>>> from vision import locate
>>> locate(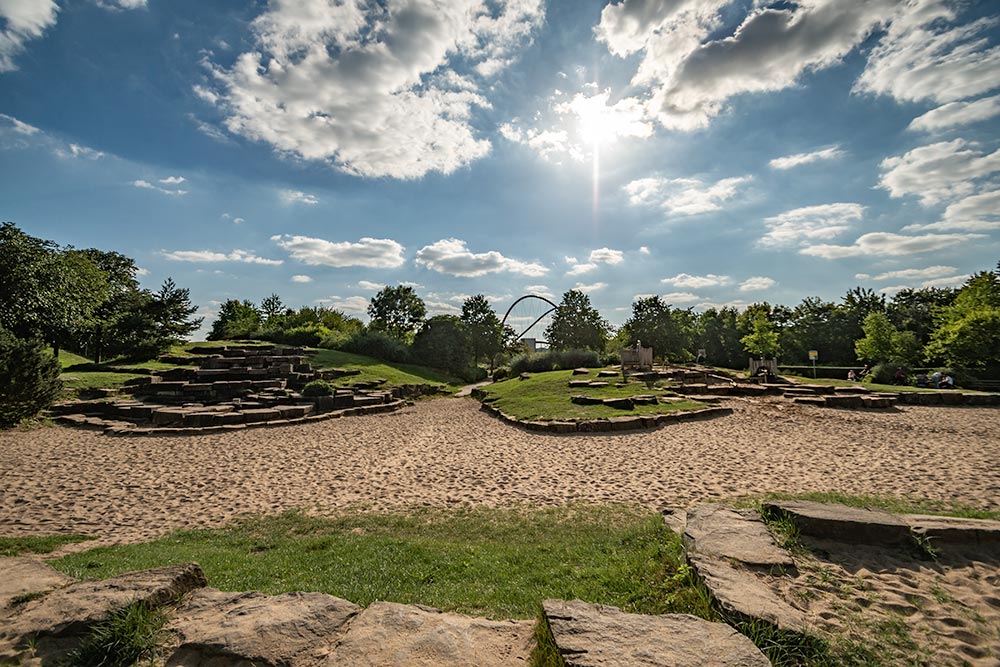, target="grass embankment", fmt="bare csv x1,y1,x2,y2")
309,349,464,390
478,369,704,421
783,374,976,394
